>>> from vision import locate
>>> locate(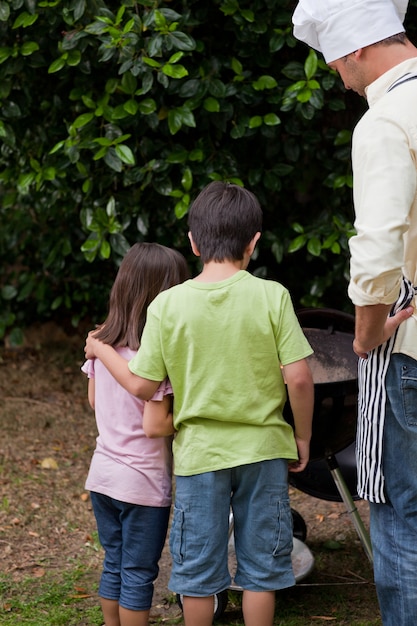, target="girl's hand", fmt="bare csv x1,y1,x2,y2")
84,329,101,360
